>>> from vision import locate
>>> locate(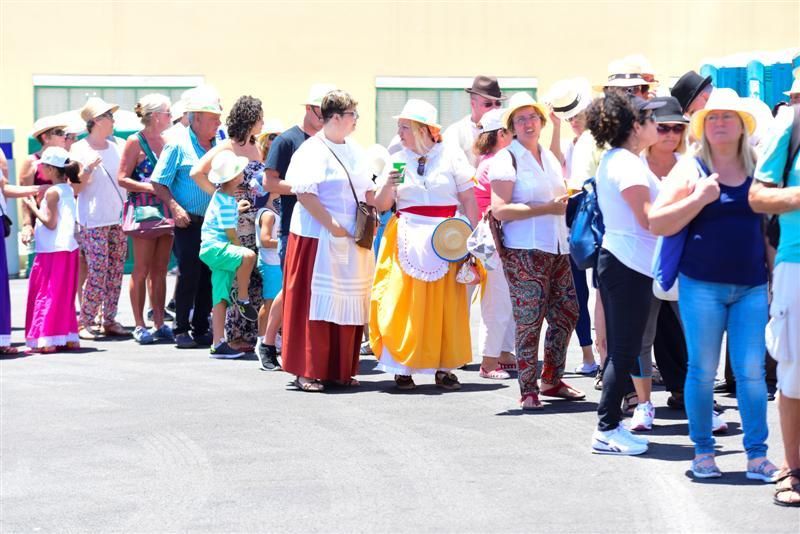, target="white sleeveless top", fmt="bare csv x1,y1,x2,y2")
256,207,280,266
35,183,79,253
